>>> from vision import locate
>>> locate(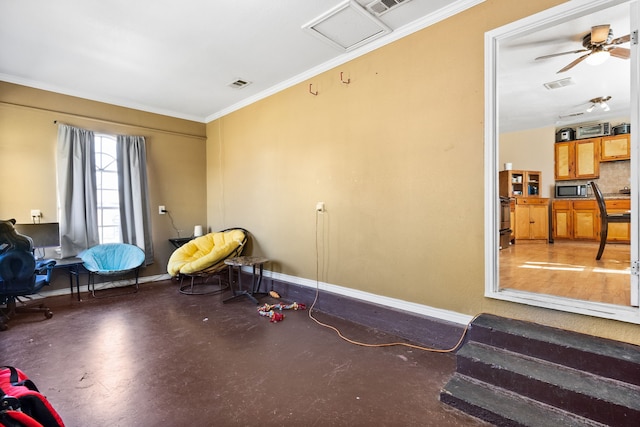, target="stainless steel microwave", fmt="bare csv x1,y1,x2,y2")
555,184,588,198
